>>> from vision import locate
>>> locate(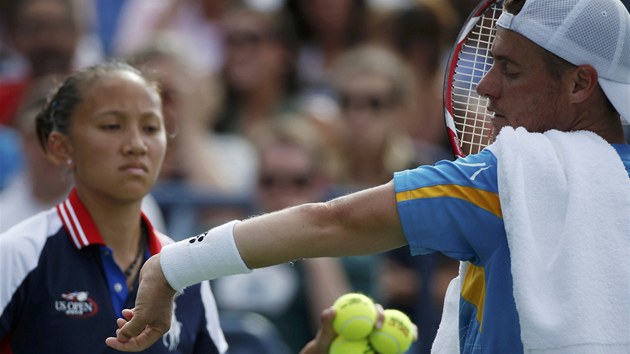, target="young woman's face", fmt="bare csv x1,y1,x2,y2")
68,70,166,203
